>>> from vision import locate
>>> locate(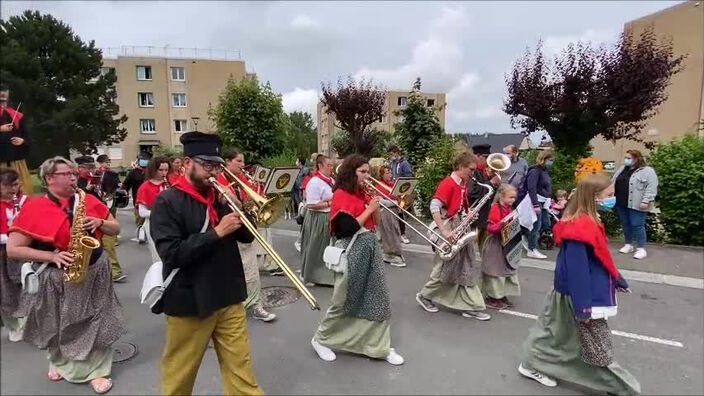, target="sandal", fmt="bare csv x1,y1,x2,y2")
47,370,63,382
90,377,113,394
